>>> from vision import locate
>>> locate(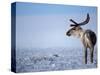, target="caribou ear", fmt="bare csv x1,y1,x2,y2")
70,24,76,27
